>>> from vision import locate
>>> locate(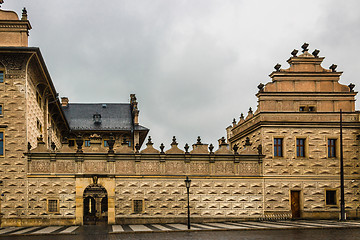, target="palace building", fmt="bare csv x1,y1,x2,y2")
0,6,359,227
227,44,360,219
